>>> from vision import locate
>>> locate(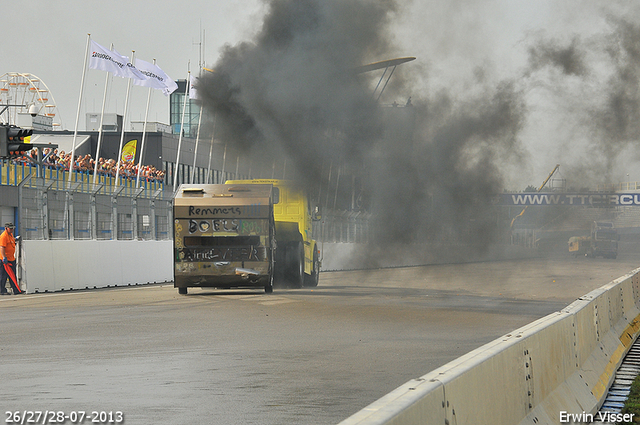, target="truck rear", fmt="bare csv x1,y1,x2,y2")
173,184,276,294
589,221,618,259
568,221,618,259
